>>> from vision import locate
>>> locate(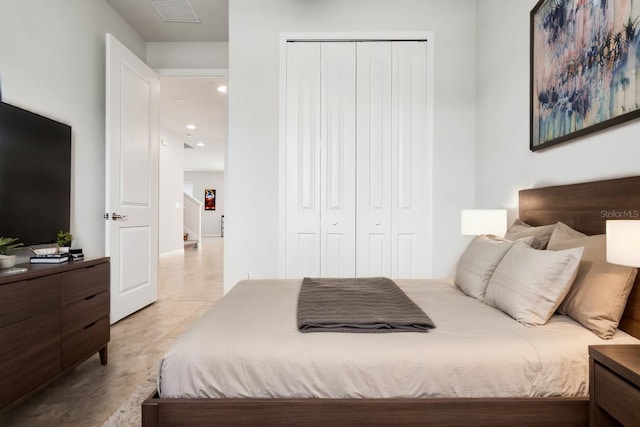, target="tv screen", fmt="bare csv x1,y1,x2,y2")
0,102,71,246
